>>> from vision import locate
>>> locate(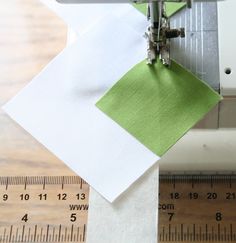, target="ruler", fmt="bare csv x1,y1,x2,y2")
0,176,89,243
159,173,236,242
0,174,236,242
